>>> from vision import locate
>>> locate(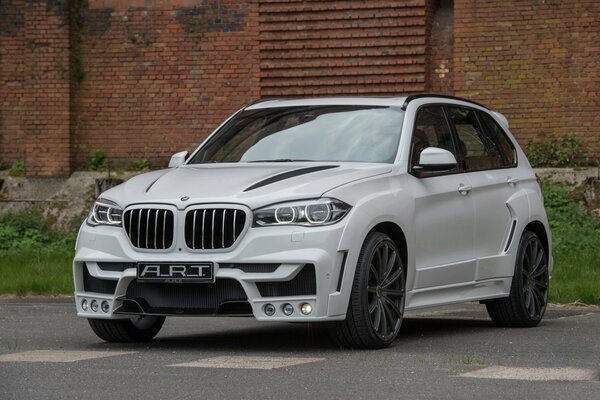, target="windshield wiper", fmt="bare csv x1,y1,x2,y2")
247,159,314,163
